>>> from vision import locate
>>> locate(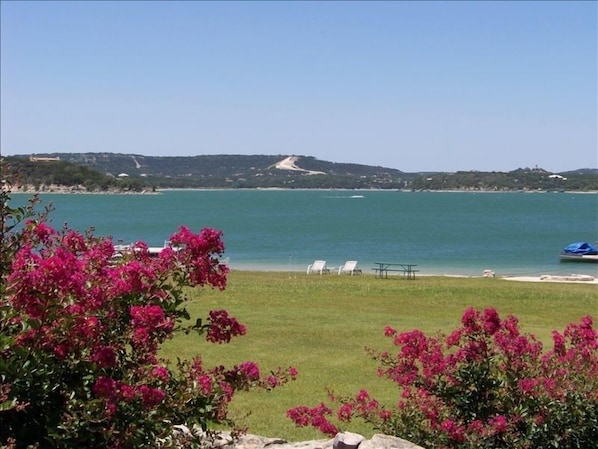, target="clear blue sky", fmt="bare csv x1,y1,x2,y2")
1,1,596,172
